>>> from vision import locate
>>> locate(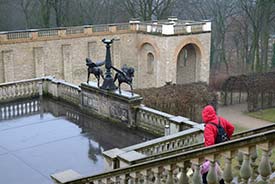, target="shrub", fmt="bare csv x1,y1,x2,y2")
134,82,217,122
